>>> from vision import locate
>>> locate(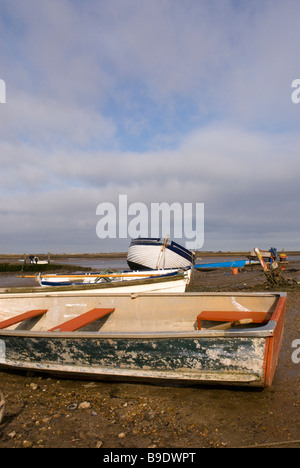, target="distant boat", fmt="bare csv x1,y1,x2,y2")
247,248,277,262
127,237,195,270
18,259,48,265
245,260,260,266
194,260,246,271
